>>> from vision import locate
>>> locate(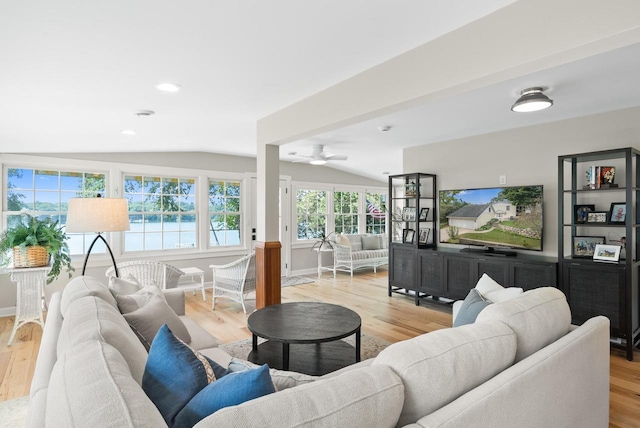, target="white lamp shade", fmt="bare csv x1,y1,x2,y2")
66,198,130,233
